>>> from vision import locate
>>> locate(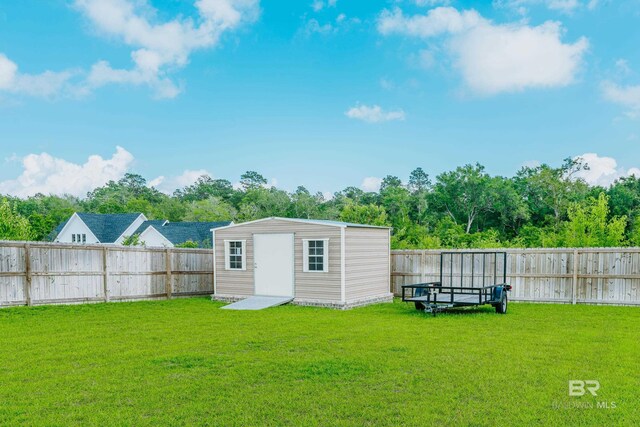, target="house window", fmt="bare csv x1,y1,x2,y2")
303,239,329,273
72,234,87,244
225,240,246,270
71,233,87,243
